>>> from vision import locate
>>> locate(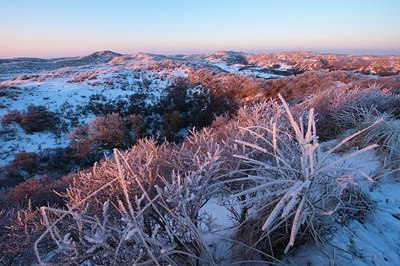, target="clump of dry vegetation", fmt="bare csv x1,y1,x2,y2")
262,70,400,101
1,105,60,134
228,95,381,261
301,84,400,140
